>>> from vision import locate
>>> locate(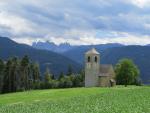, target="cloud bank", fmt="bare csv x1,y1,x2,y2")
0,0,150,45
